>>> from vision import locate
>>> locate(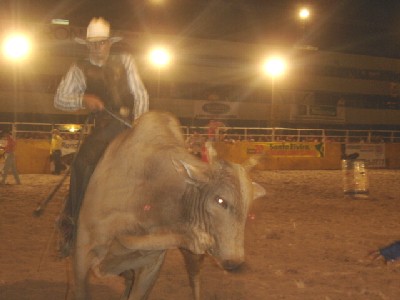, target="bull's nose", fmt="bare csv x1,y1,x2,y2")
221,259,244,271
